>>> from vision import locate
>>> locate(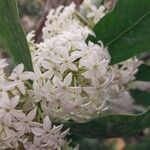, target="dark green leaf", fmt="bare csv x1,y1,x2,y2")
0,0,33,71
135,64,150,81
88,0,150,64
65,108,150,138
75,138,109,150
130,89,150,107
